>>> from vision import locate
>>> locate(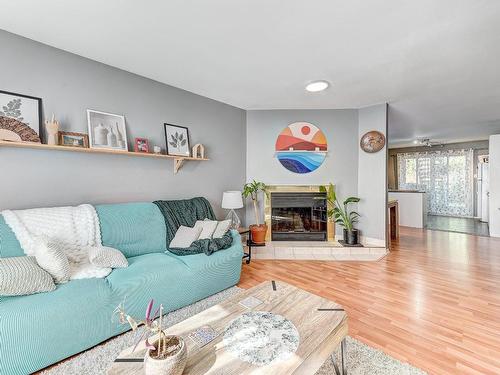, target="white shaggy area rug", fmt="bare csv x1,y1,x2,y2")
42,287,426,375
